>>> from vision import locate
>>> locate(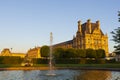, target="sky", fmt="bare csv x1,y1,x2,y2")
0,0,120,53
